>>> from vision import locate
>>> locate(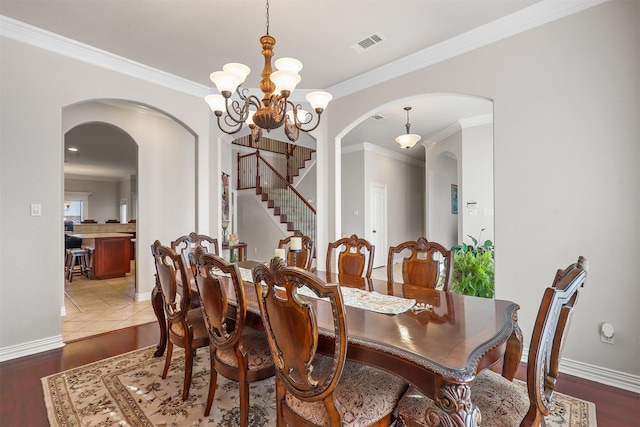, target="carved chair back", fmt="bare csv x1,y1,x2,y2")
326,234,375,278
252,259,348,423
278,231,315,270
387,237,454,291
171,232,220,306
193,248,245,352
523,256,588,424
151,240,192,325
